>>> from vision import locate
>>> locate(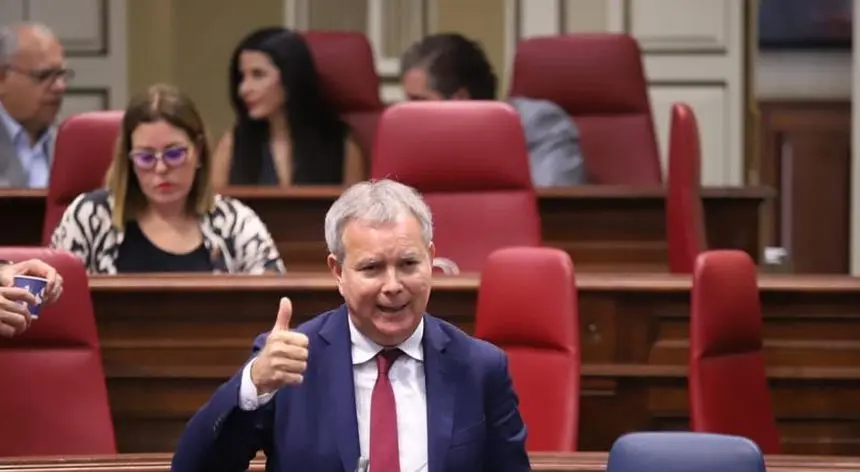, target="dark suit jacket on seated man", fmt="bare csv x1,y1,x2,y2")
172,179,530,472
